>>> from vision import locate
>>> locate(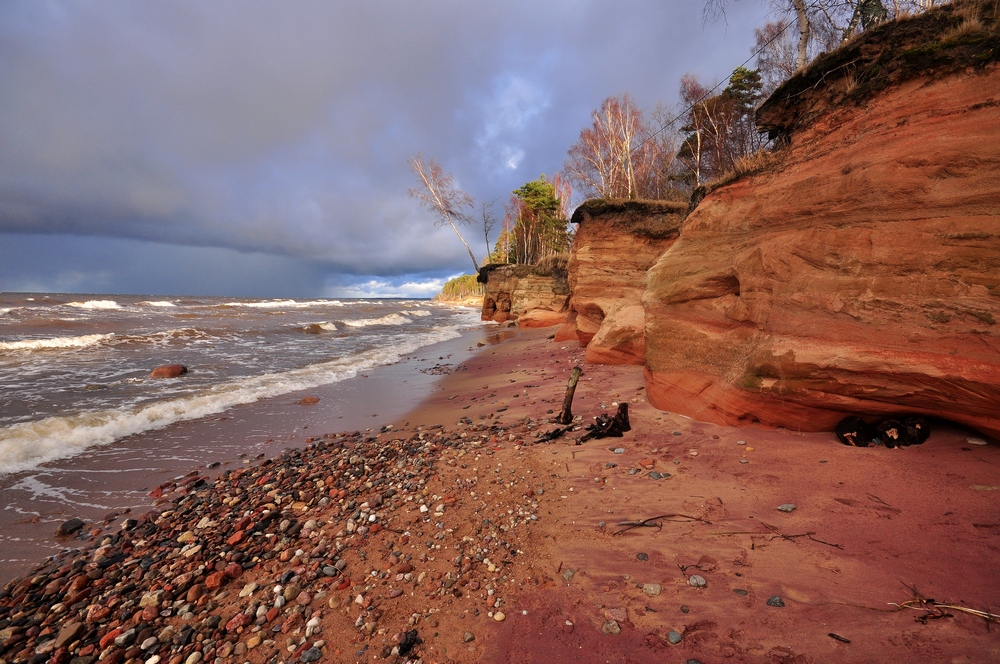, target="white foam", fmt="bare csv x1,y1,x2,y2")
0,308,11,316
0,333,114,352
404,310,433,317
222,299,344,309
0,326,463,475
139,300,176,307
66,300,121,310
341,313,411,328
